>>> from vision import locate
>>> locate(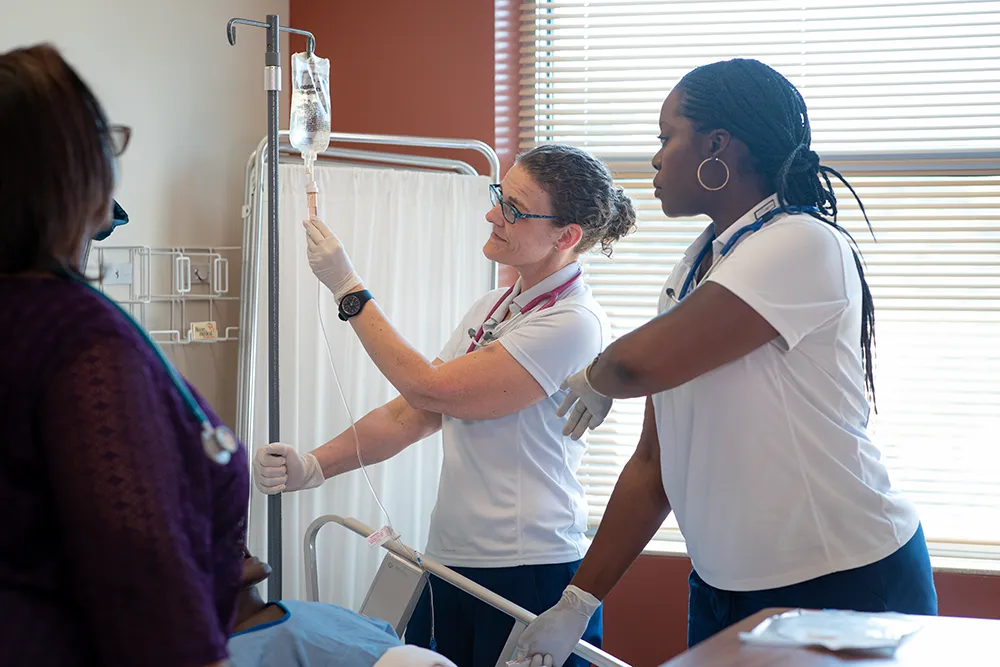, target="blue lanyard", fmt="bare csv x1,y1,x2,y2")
677,205,819,302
